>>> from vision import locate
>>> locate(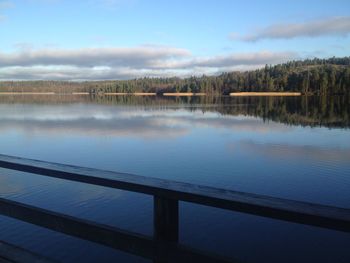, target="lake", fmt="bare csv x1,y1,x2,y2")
0,95,349,263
